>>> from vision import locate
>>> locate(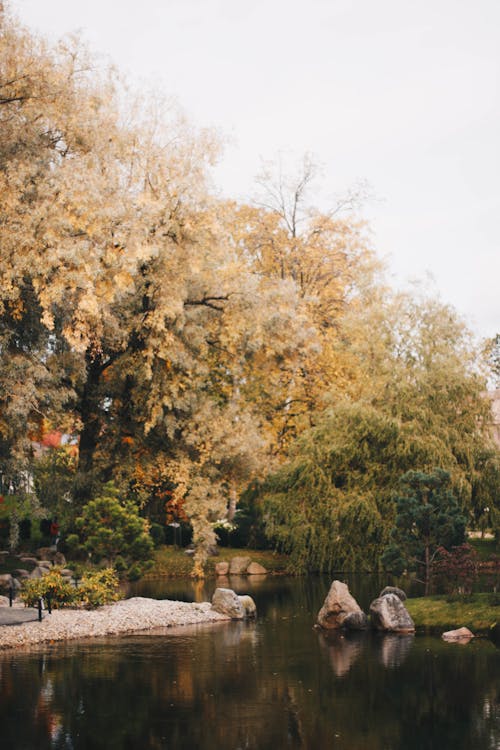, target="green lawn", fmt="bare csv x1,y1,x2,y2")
148,545,291,578
406,592,500,634
468,537,499,561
